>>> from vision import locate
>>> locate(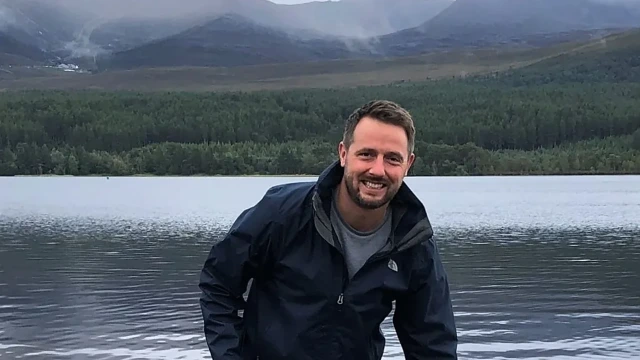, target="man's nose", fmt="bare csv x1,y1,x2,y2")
369,156,385,177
